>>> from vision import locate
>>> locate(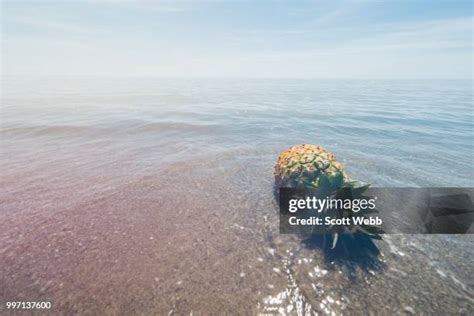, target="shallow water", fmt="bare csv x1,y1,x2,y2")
1,77,473,314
